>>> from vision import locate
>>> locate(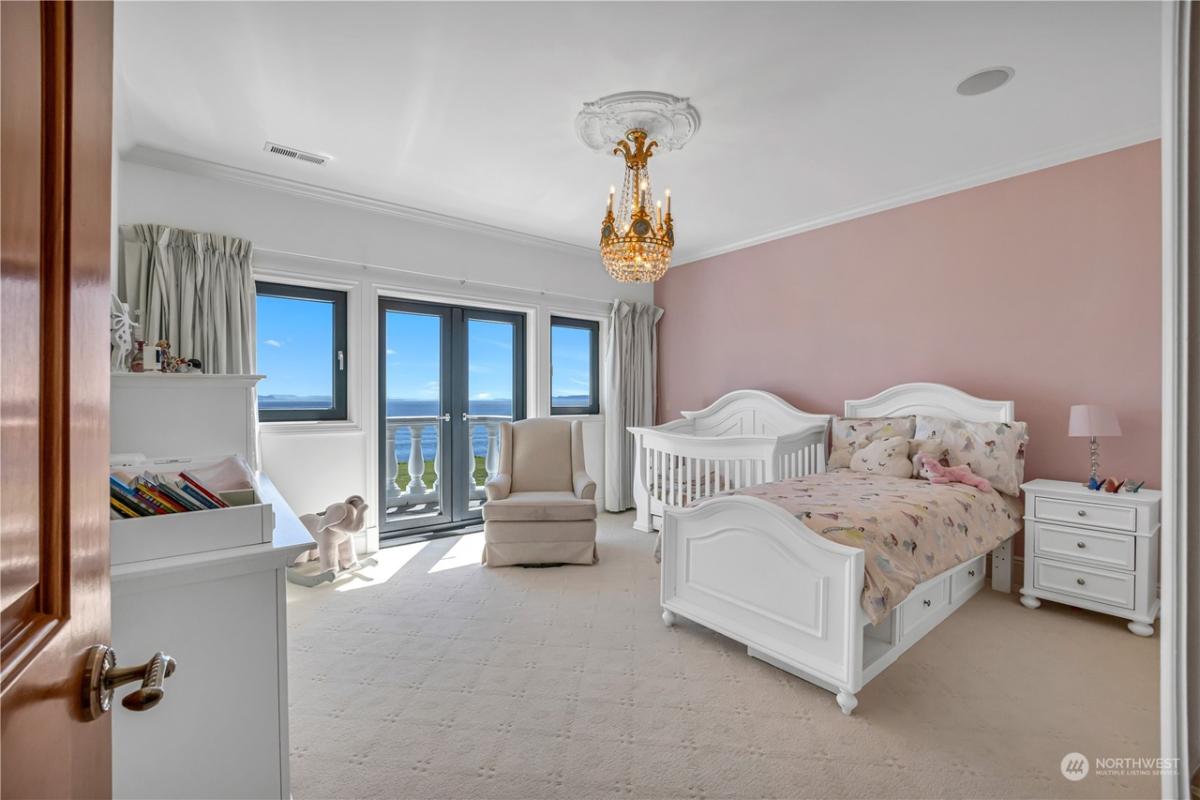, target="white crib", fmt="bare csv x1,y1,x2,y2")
628,390,829,532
